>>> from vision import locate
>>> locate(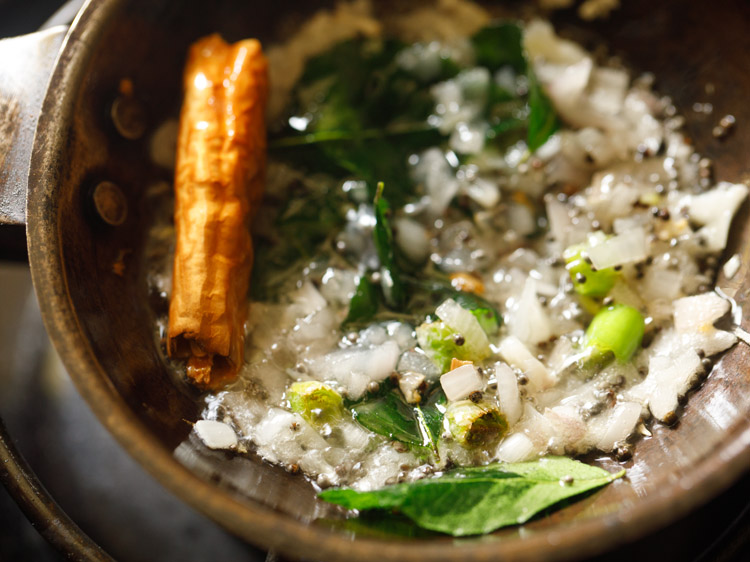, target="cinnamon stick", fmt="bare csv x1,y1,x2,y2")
168,34,268,389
